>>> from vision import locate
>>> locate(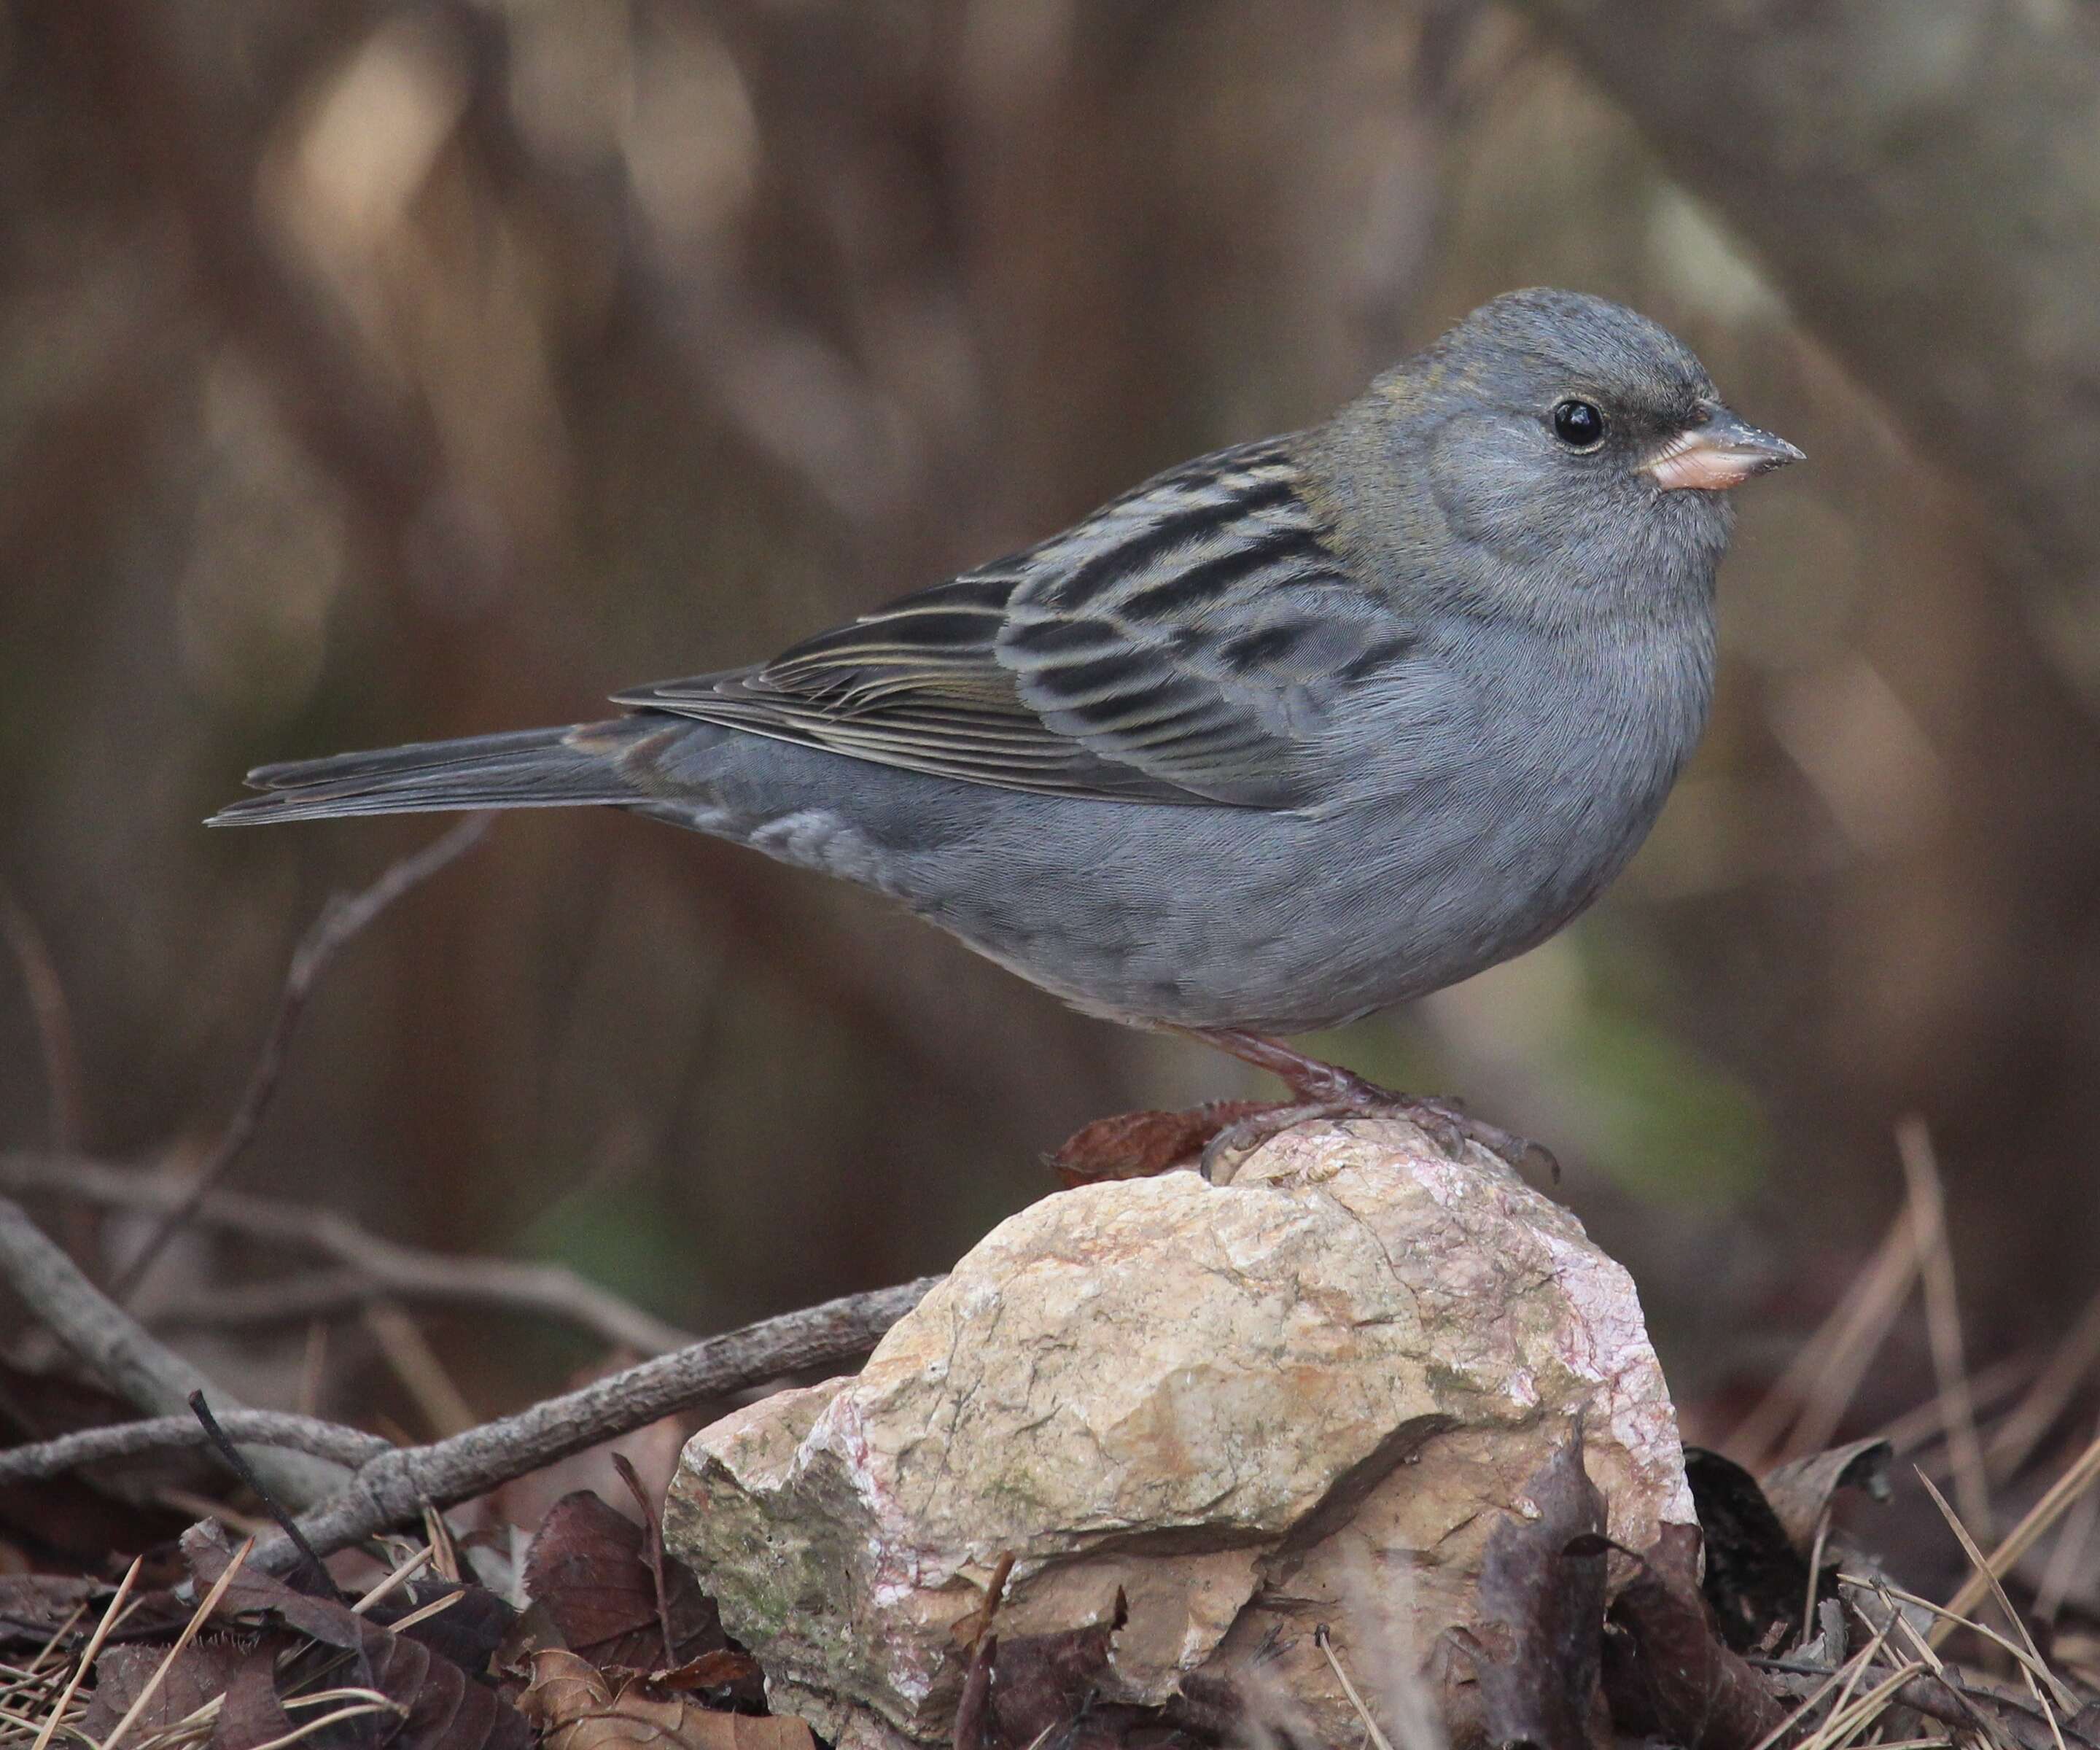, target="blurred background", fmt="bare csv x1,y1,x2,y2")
2,0,2096,1452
